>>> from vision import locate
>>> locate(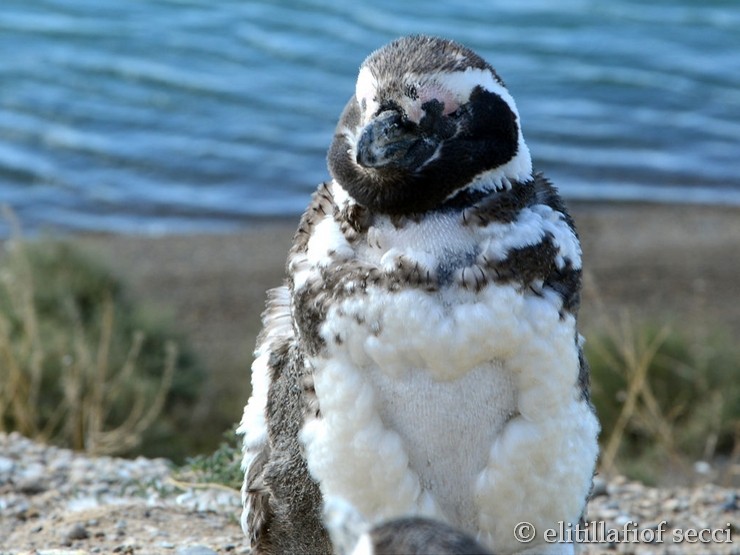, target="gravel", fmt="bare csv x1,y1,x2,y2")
1,432,738,554
585,475,740,554
0,432,244,554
